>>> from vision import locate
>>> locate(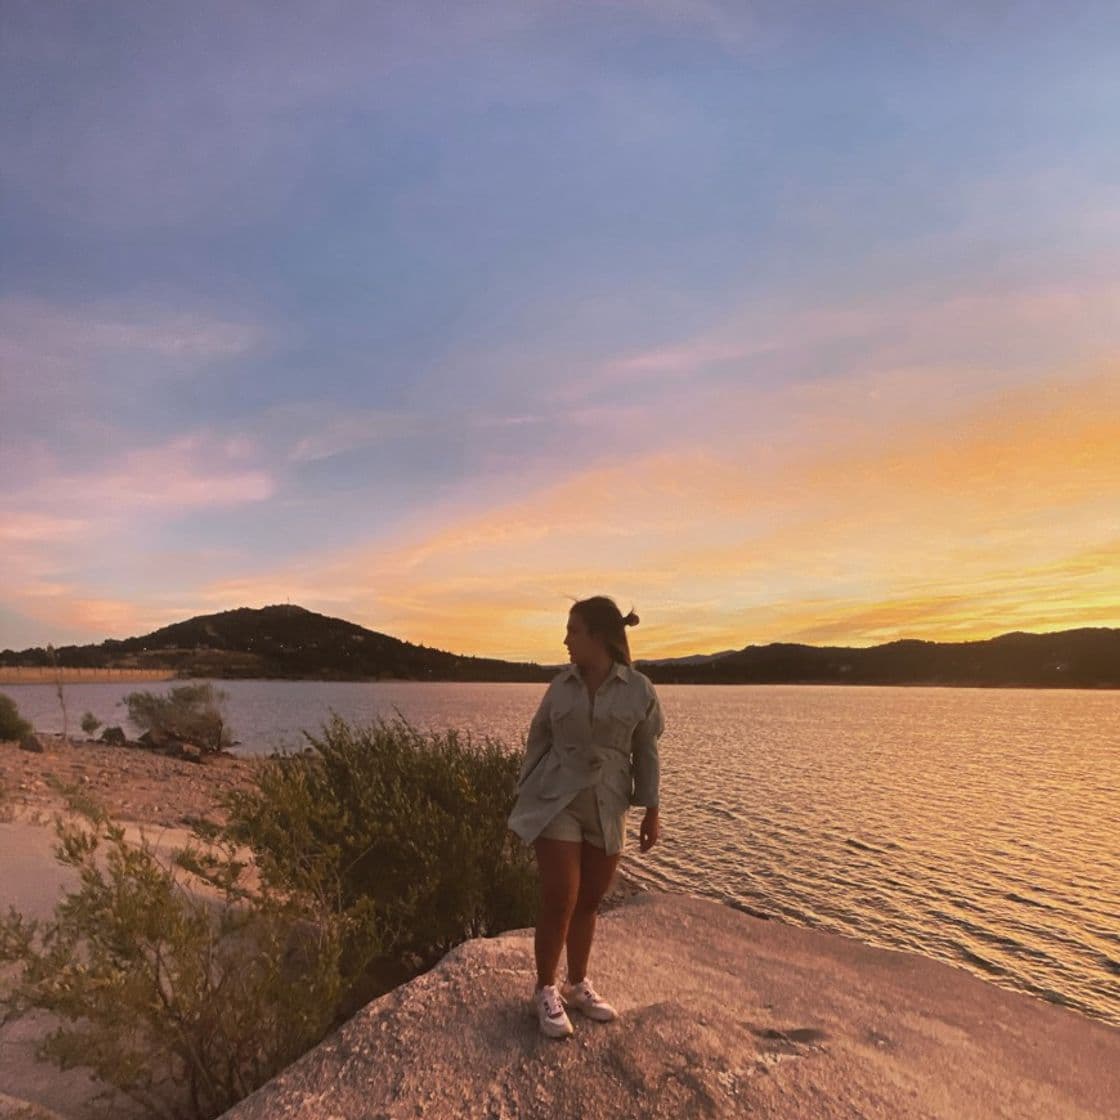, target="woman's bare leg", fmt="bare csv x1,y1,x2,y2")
533,838,582,988
565,842,621,984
